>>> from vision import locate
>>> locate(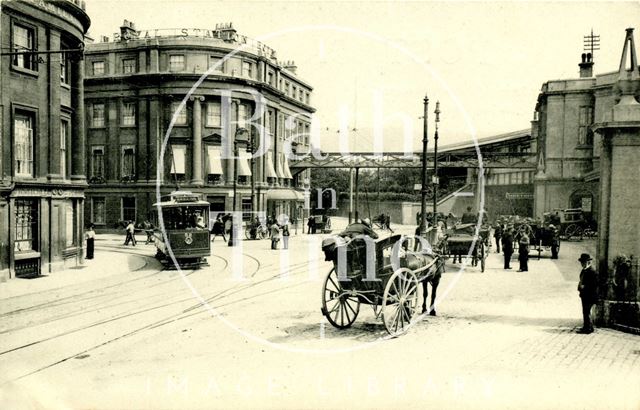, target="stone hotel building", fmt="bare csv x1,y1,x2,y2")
83,21,314,230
